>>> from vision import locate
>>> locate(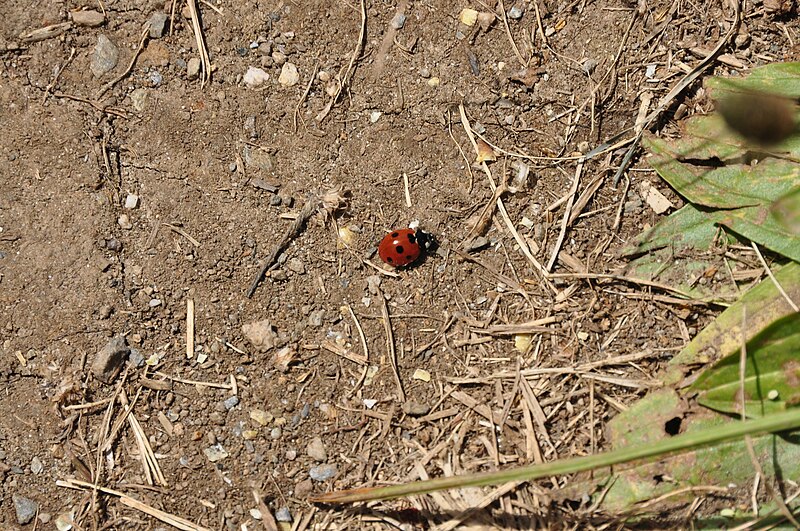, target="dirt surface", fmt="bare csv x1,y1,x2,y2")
0,0,795,529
